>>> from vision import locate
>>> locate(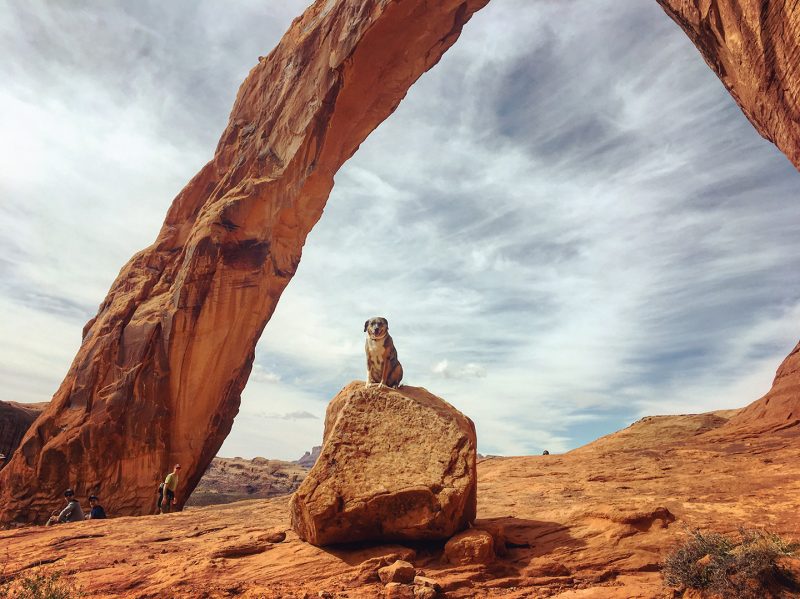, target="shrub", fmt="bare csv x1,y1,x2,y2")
0,568,83,599
663,528,800,599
